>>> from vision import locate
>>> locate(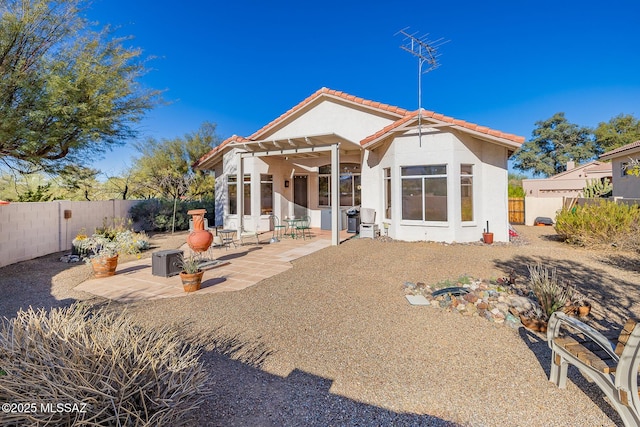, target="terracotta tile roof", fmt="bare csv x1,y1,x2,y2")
599,140,640,160
192,134,249,169
361,109,525,147
248,87,410,140
360,110,421,147
194,87,525,169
